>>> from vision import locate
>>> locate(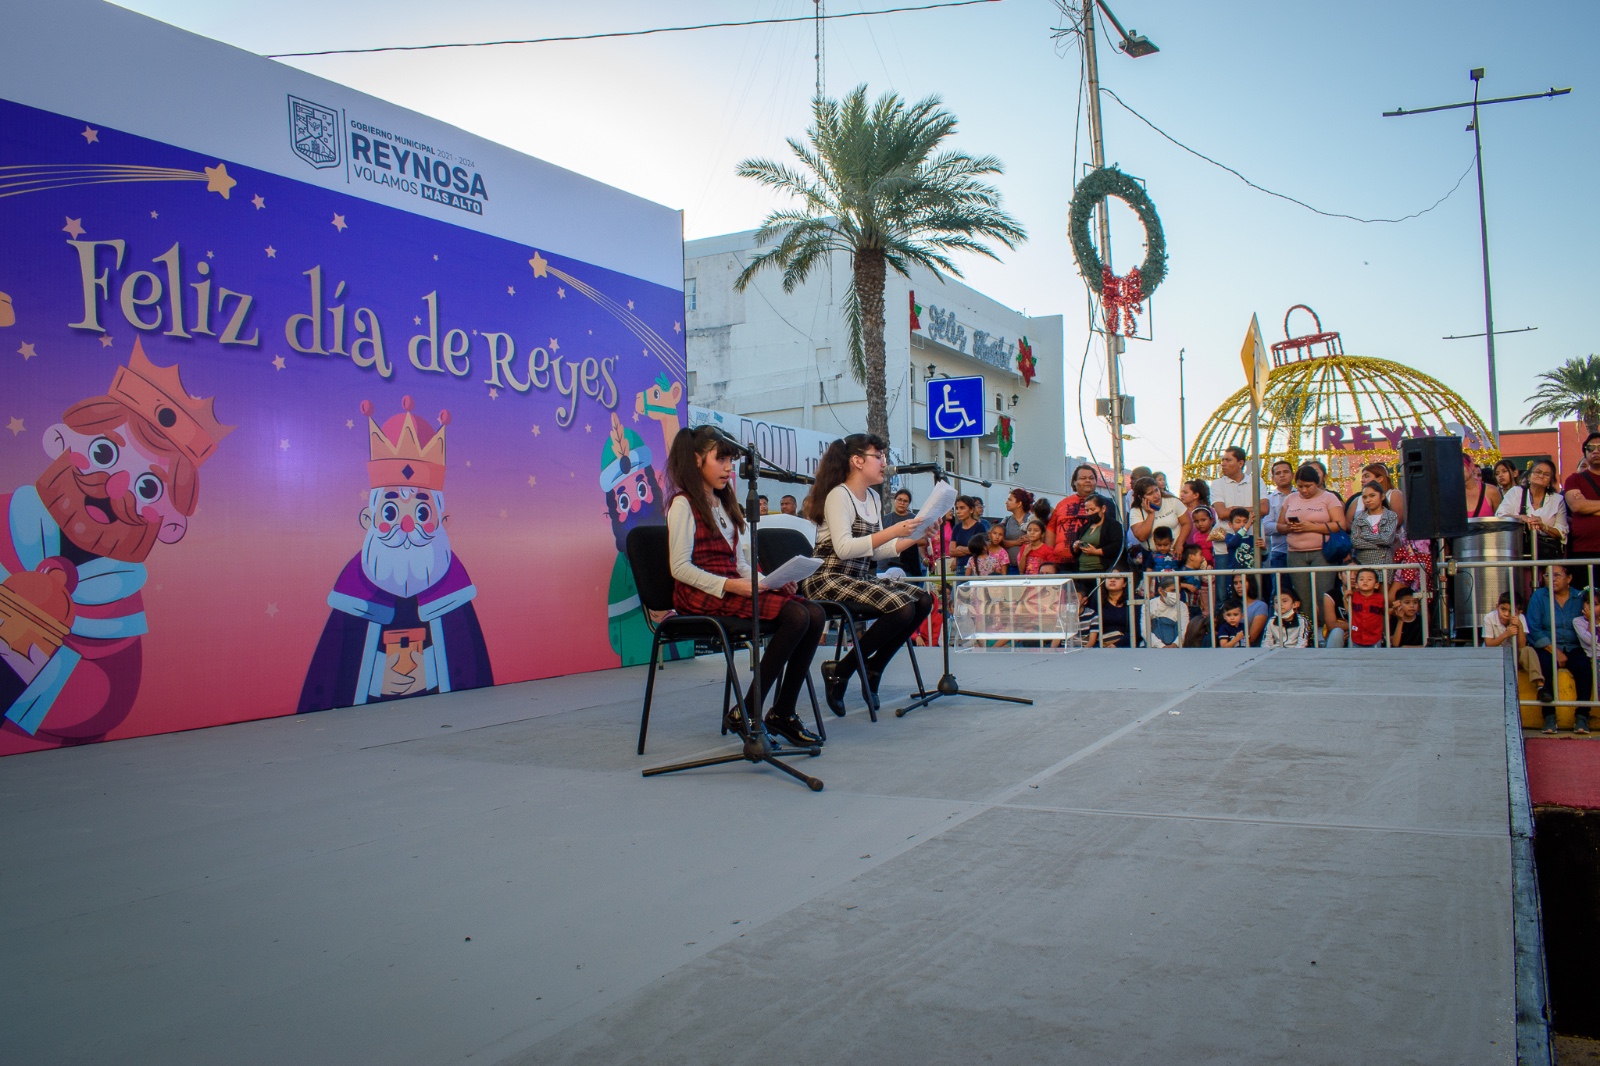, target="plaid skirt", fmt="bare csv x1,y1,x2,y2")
803,508,919,616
